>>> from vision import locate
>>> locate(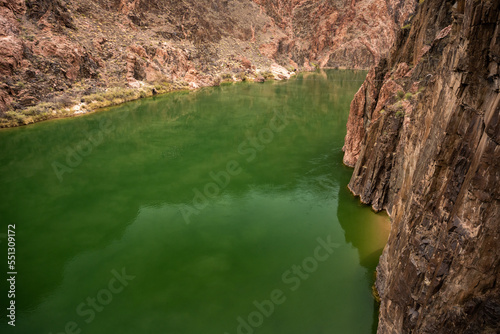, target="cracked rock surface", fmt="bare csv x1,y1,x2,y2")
343,0,500,332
